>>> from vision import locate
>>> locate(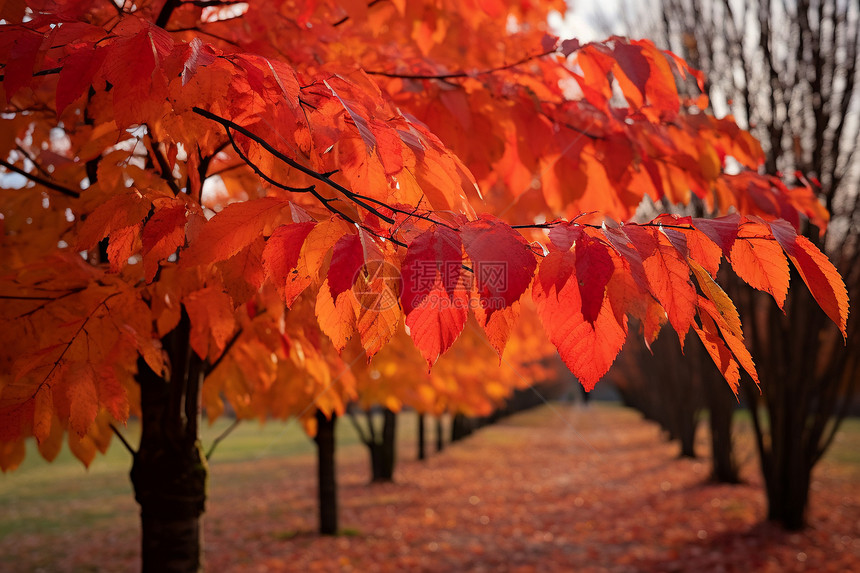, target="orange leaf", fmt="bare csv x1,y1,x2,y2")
315,279,358,352
67,366,98,437
729,222,789,309
142,205,187,282
641,230,696,338
770,221,849,338
692,317,740,395
185,287,236,359
76,191,151,251
688,258,742,340
32,384,53,444
263,221,316,304
182,197,290,267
